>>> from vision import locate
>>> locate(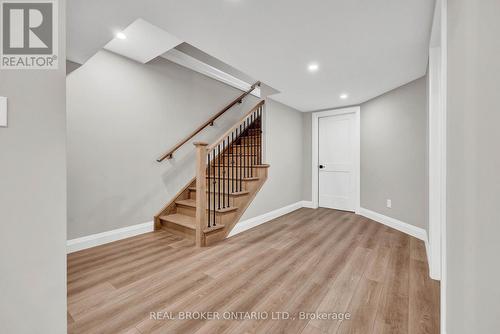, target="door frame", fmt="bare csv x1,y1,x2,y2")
311,106,360,212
